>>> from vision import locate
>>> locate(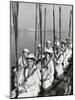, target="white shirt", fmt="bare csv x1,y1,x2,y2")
63,48,72,68
55,53,64,77
55,40,60,47
17,56,27,87
18,56,27,68
18,65,41,97
42,60,54,89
